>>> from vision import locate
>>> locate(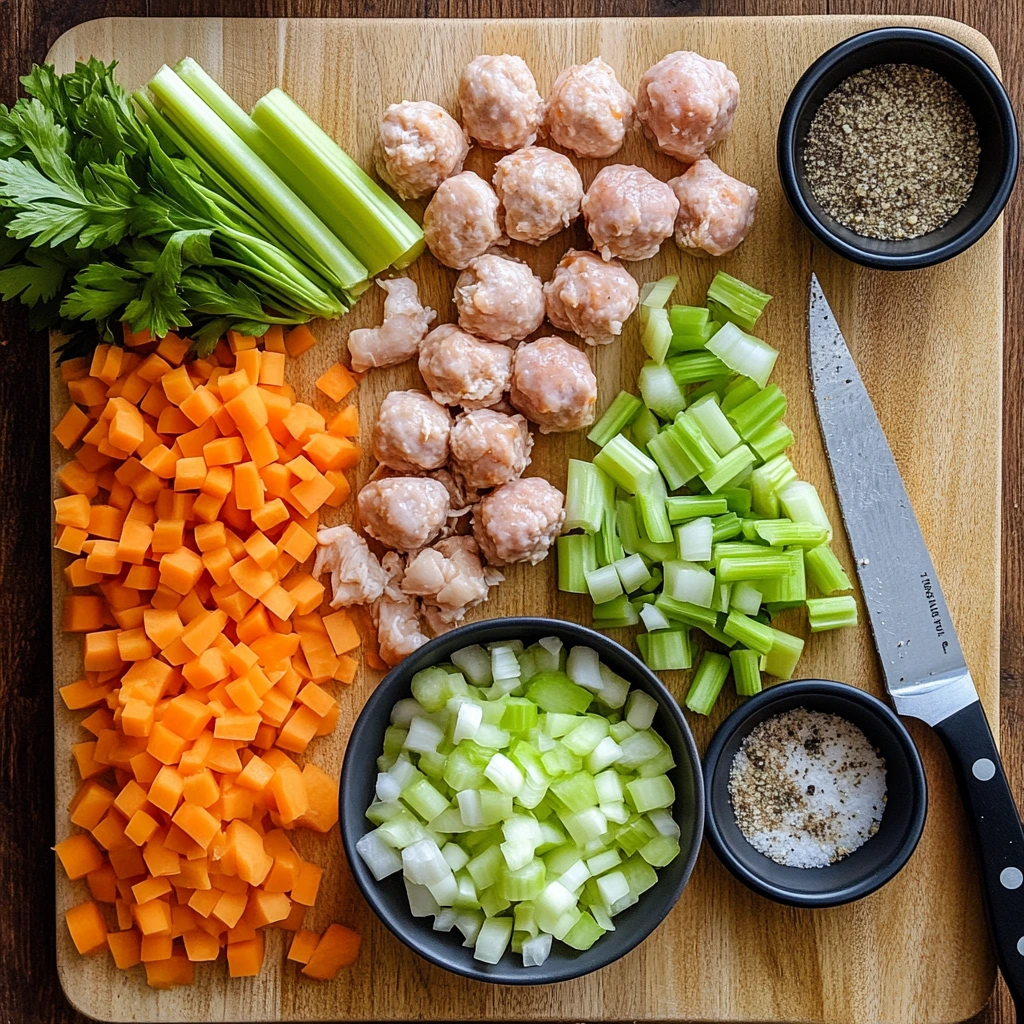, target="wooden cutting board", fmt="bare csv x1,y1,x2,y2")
47,14,1003,1023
